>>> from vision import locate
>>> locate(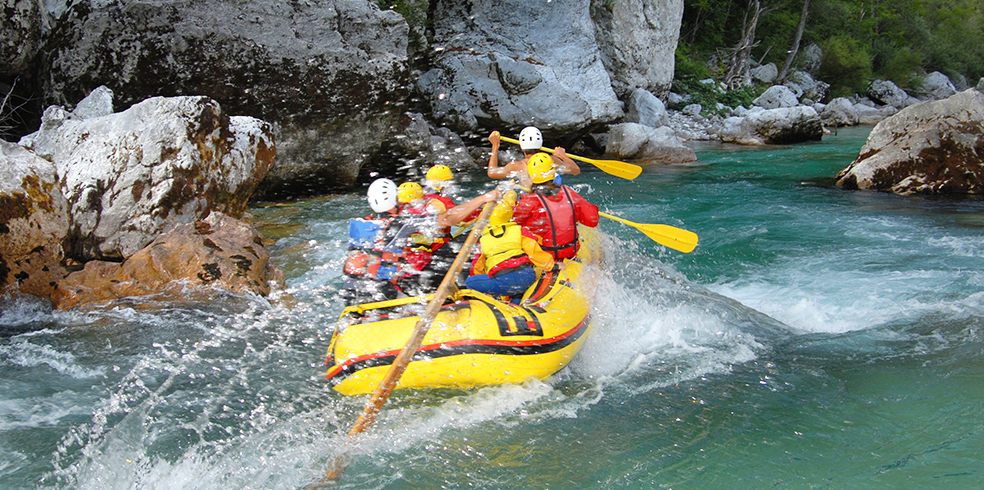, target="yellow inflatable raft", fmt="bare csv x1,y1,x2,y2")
324,228,599,396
